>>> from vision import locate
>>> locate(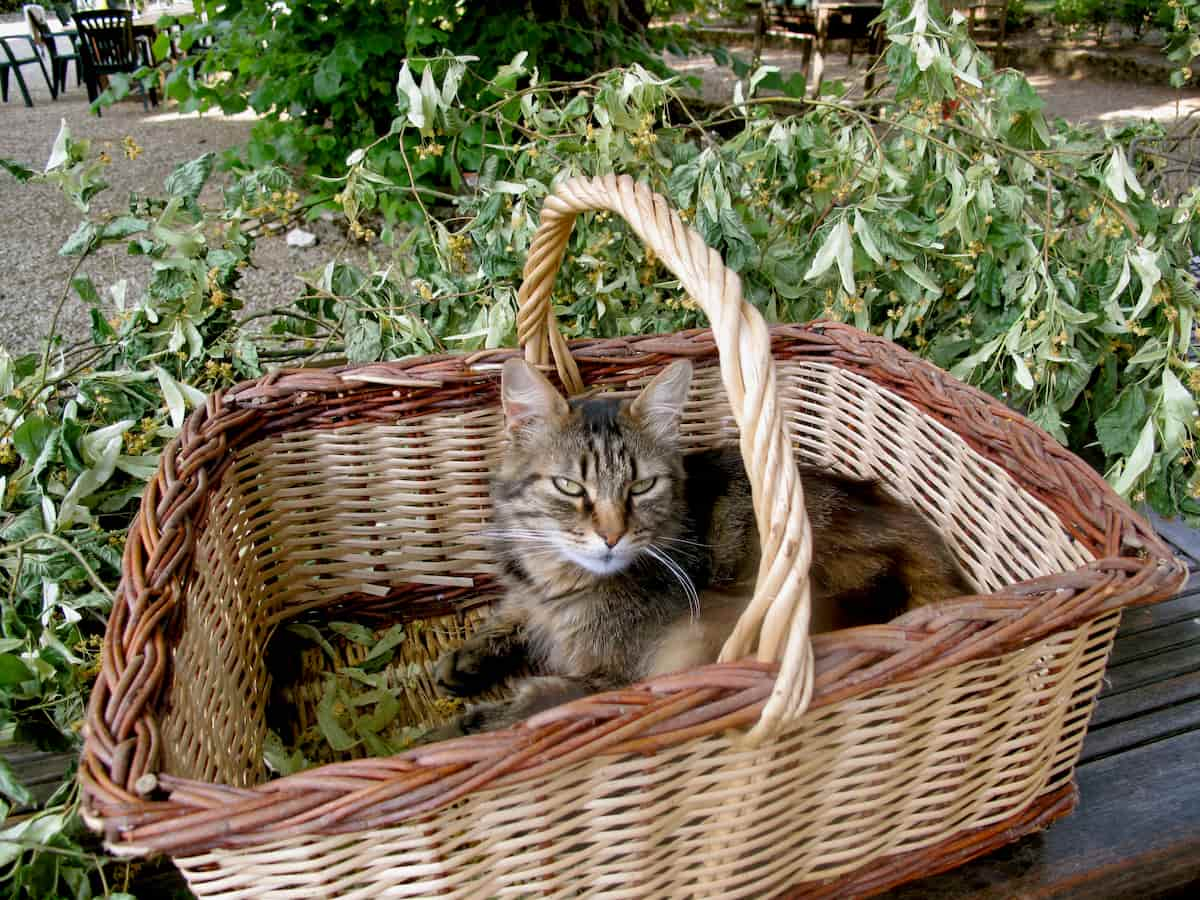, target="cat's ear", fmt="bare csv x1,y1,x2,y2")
629,360,692,442
501,358,569,436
